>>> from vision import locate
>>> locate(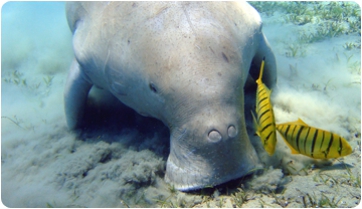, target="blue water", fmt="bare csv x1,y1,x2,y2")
2,2,70,52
